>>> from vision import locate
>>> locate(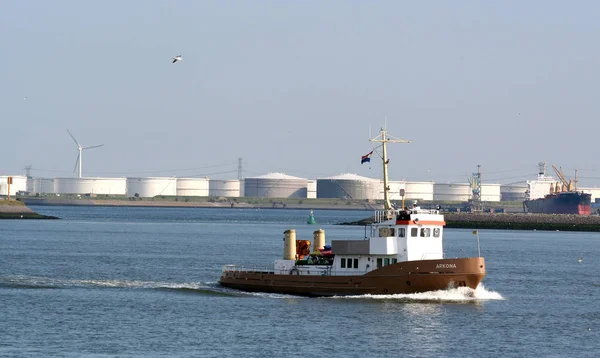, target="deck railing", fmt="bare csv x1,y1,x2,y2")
373,208,440,223
222,264,370,276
